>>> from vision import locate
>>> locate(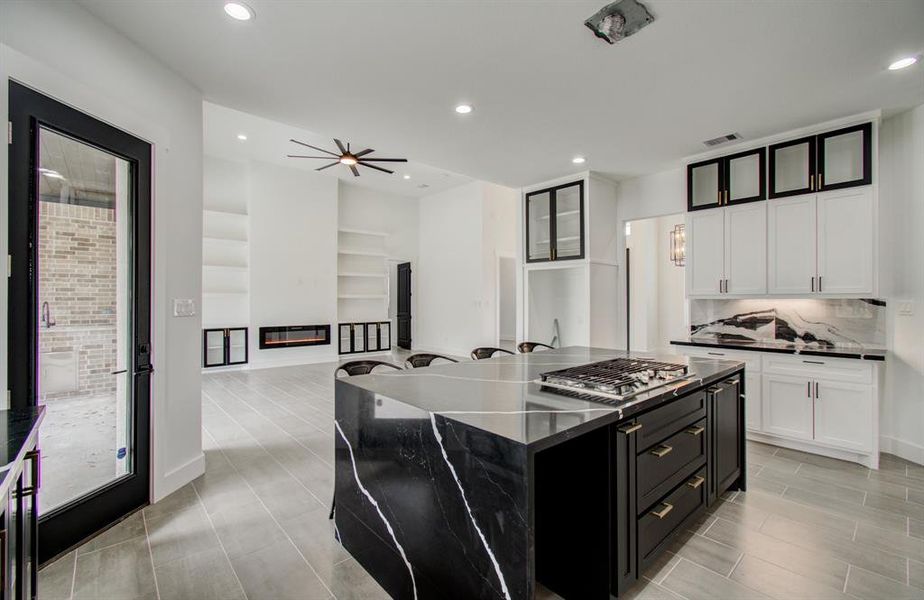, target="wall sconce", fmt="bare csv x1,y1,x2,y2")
669,224,685,267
